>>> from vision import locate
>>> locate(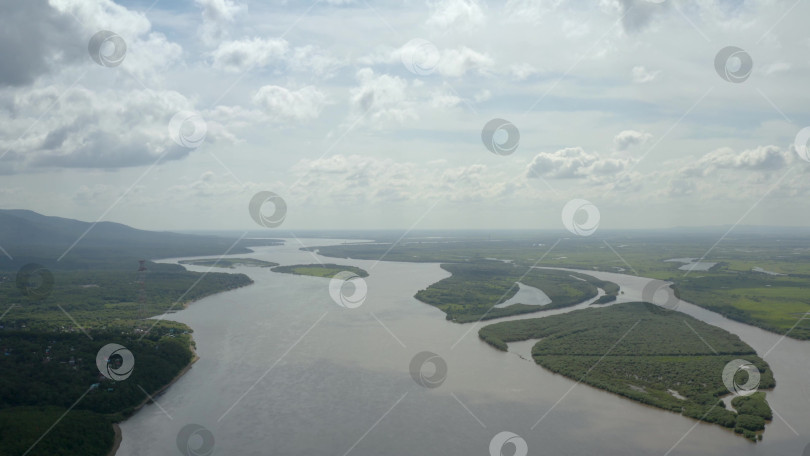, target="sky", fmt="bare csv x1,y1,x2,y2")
1,0,810,232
